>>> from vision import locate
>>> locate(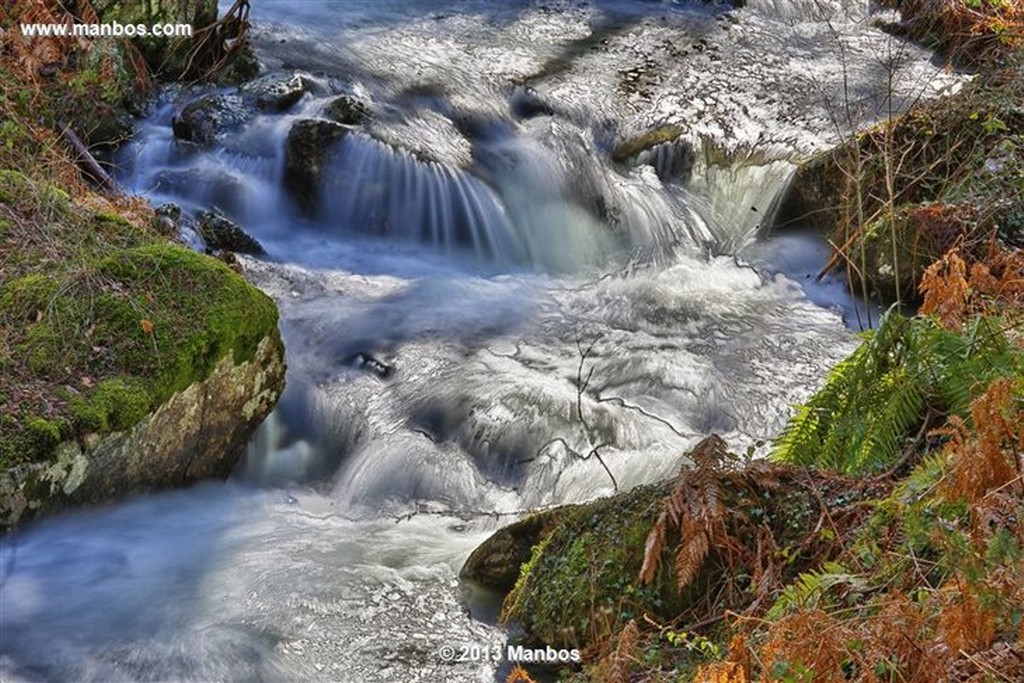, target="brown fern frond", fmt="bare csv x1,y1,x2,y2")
938,583,997,655
639,435,736,591
639,511,667,585
505,664,538,683
693,661,748,683
675,529,711,592
920,248,969,330
602,619,640,683
940,379,1022,505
